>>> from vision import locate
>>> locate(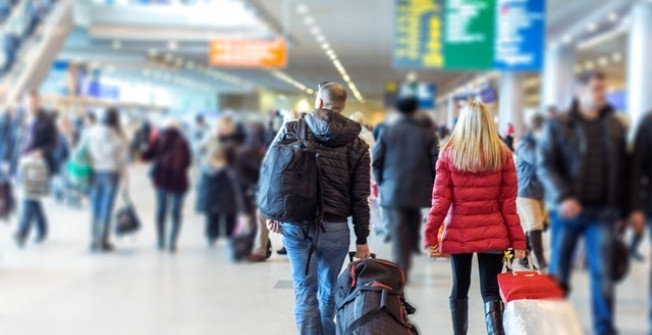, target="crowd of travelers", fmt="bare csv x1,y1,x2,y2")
0,70,650,335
